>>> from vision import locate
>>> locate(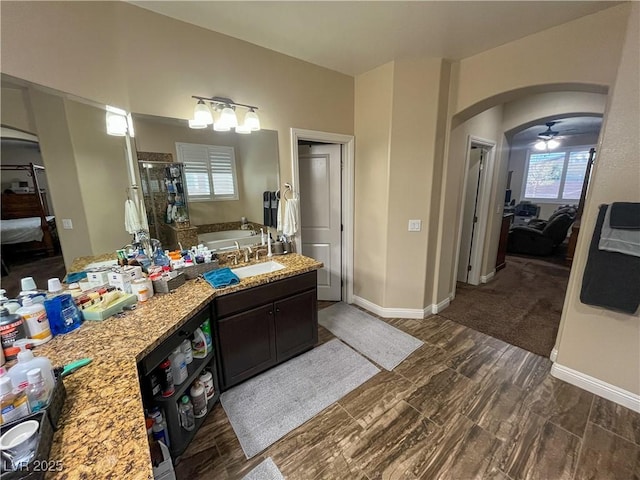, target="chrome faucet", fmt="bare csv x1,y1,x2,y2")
254,248,268,261
243,245,253,262
226,249,240,265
